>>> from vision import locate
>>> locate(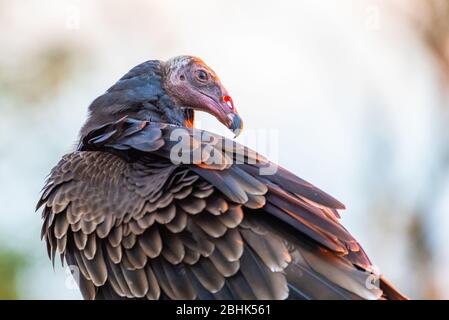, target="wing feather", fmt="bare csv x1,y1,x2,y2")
37,119,405,300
